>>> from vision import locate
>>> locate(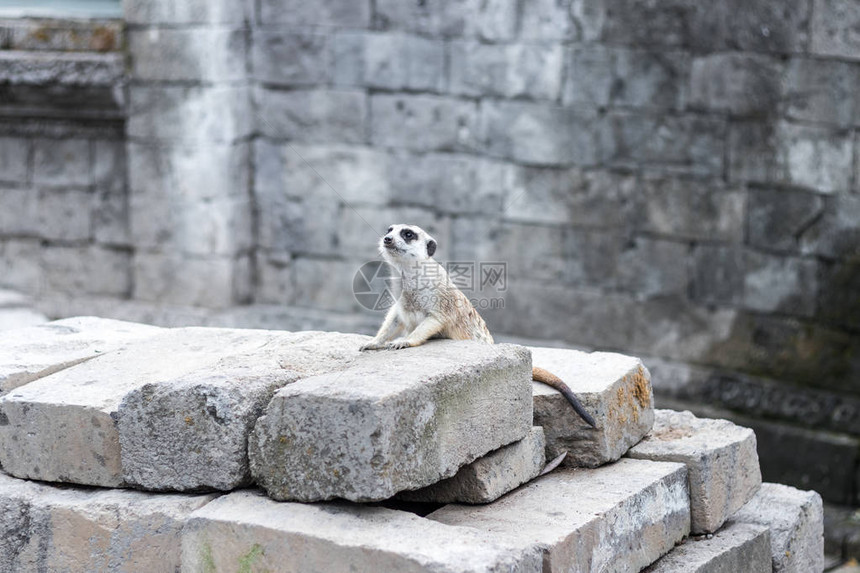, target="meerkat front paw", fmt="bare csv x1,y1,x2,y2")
359,340,384,351
385,339,412,350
